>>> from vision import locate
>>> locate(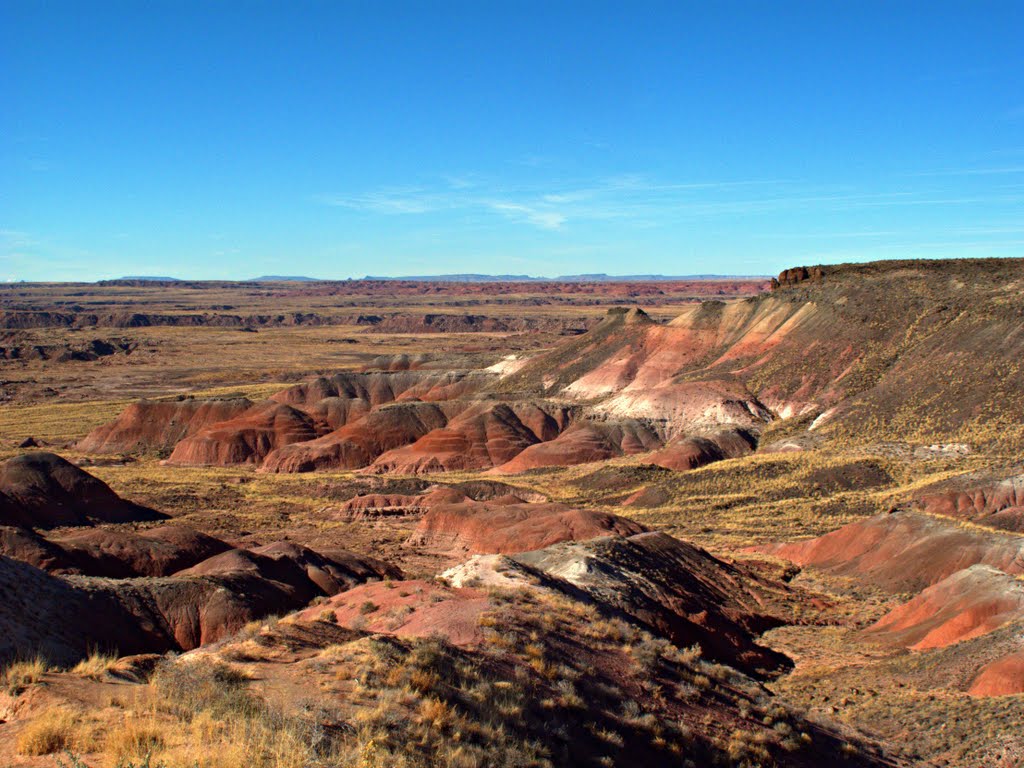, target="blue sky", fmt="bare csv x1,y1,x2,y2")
2,1,1022,281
